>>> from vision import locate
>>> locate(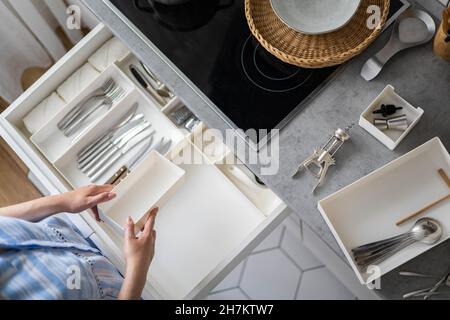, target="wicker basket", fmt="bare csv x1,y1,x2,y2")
245,0,390,68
